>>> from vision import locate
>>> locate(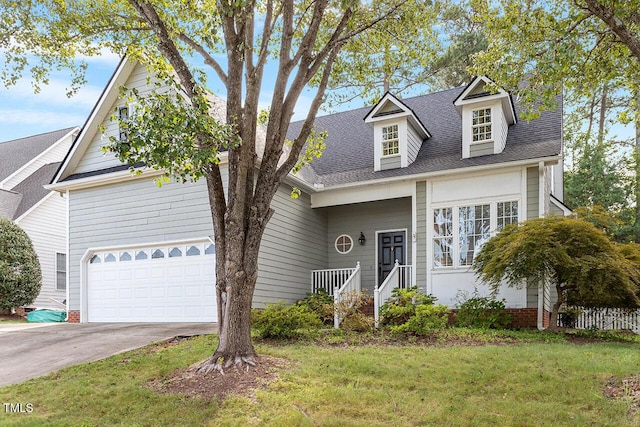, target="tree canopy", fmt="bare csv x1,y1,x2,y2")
0,0,442,371
0,218,42,311
473,216,640,330
471,0,640,120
